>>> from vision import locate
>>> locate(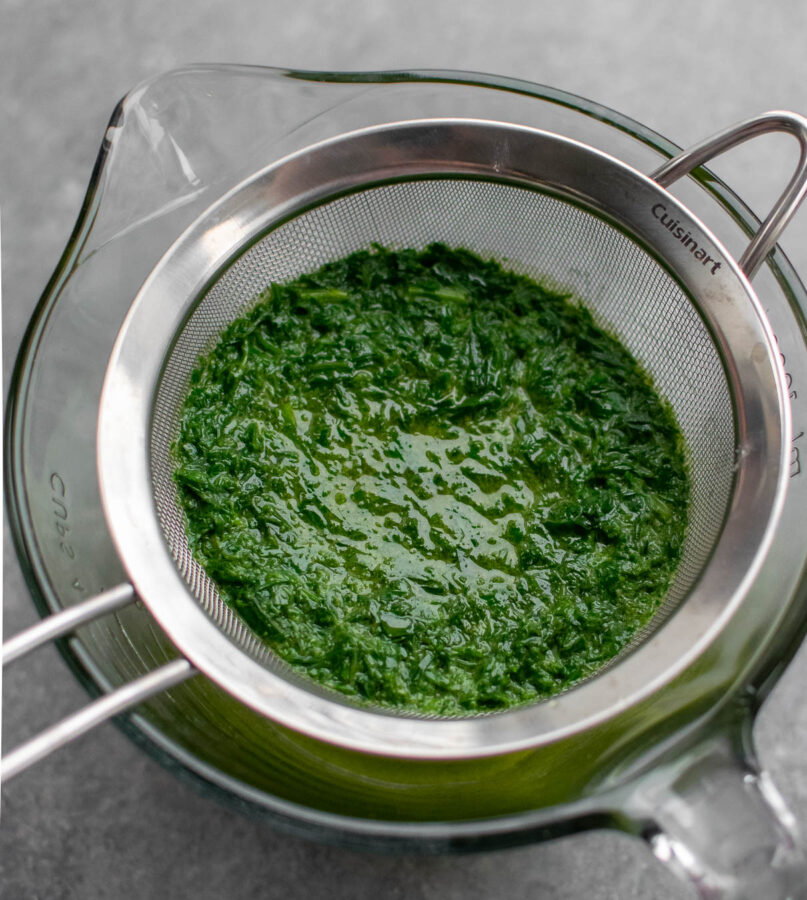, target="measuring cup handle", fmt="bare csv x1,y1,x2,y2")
1,583,196,780
627,735,807,899
650,111,807,279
